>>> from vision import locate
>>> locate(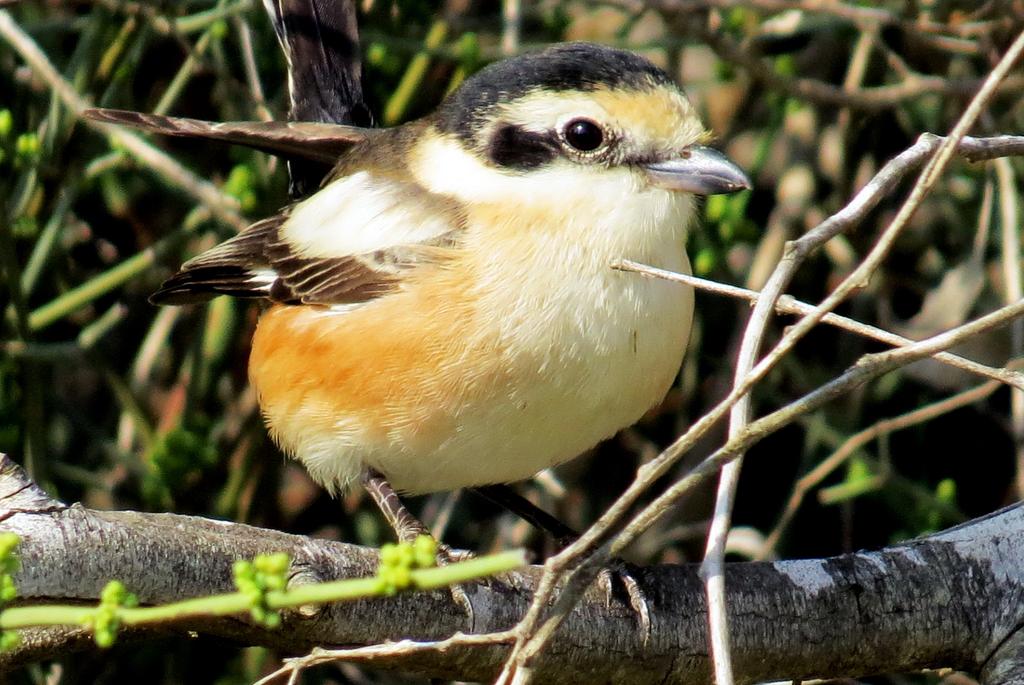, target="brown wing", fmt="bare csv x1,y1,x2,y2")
149,216,278,304
83,109,373,164
150,216,455,306
150,173,462,307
